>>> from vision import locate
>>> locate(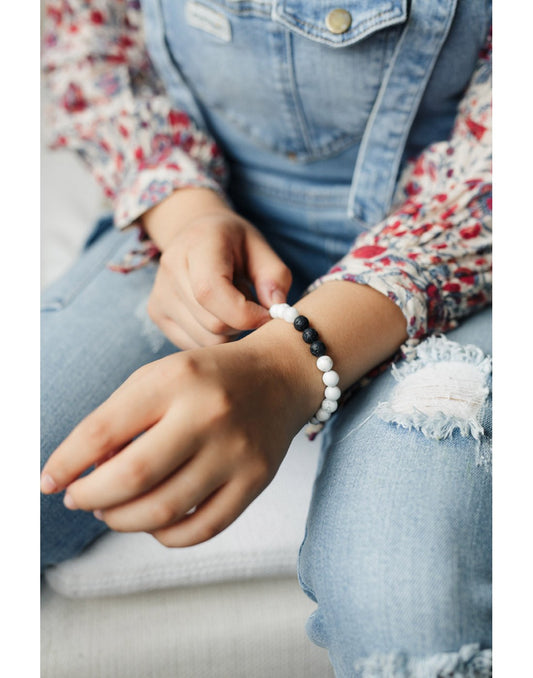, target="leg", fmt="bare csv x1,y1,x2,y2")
41,222,176,569
298,308,492,677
